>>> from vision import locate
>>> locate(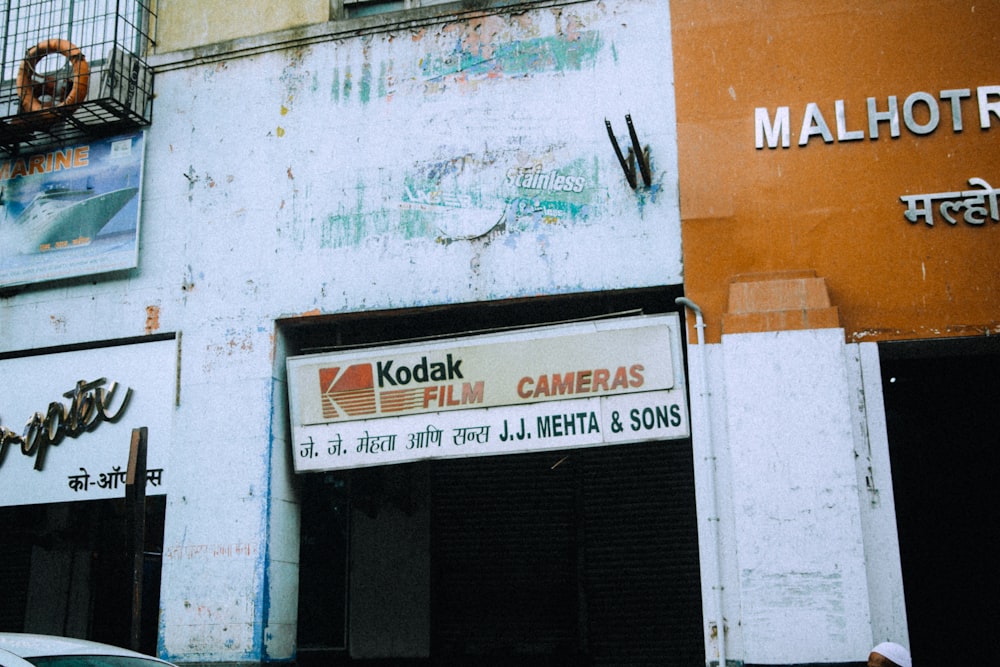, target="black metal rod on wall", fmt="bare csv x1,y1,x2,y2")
126,426,148,653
